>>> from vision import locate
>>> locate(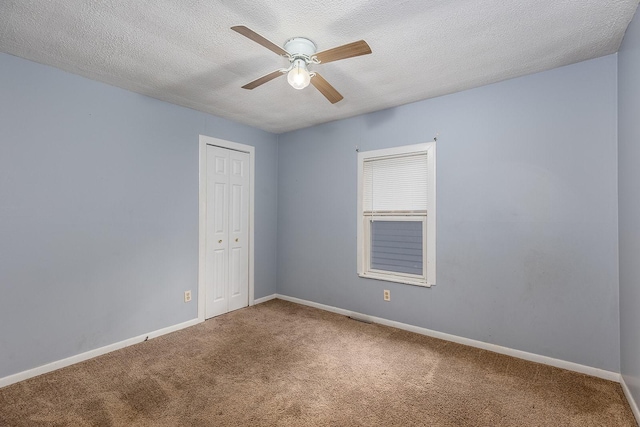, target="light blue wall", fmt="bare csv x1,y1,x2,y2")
619,6,640,411
277,55,620,372
0,52,278,378
0,40,627,382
